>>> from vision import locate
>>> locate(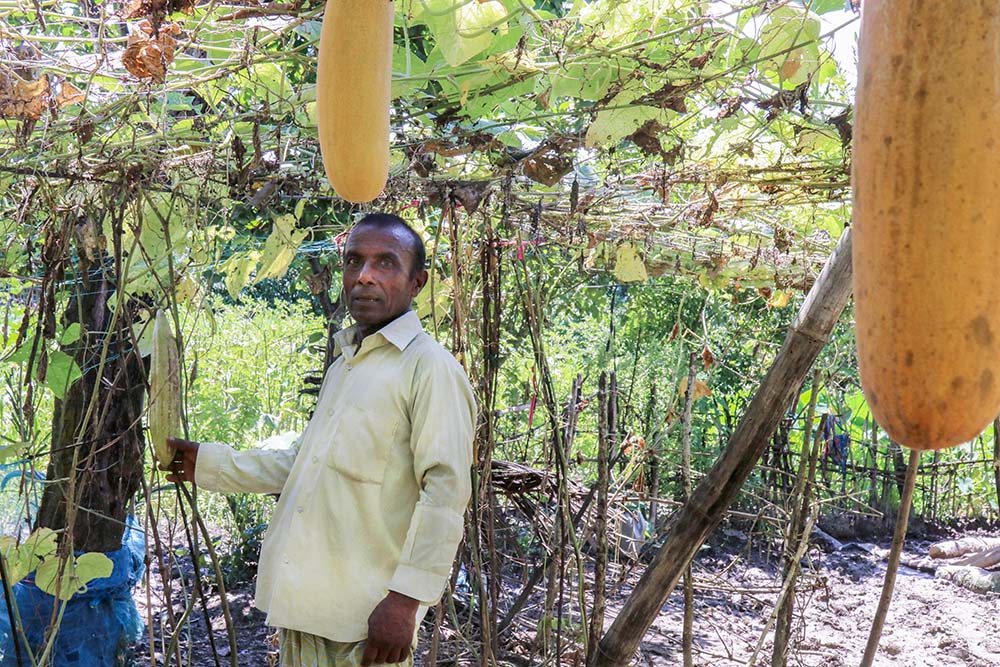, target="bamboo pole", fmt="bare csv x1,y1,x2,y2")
771,370,823,666
586,373,612,667
859,449,921,667
594,228,853,667
680,353,698,667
